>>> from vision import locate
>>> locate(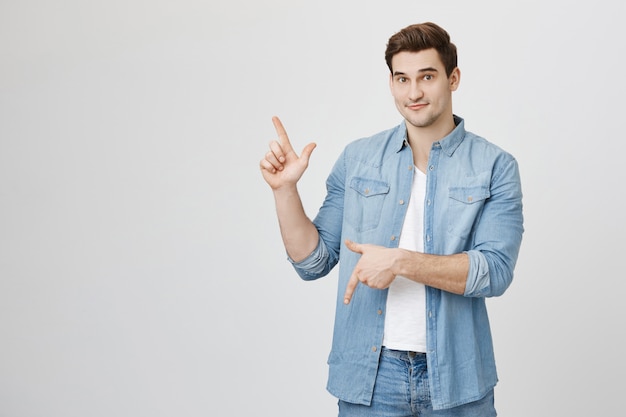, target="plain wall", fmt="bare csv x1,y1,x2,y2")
1,0,624,415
